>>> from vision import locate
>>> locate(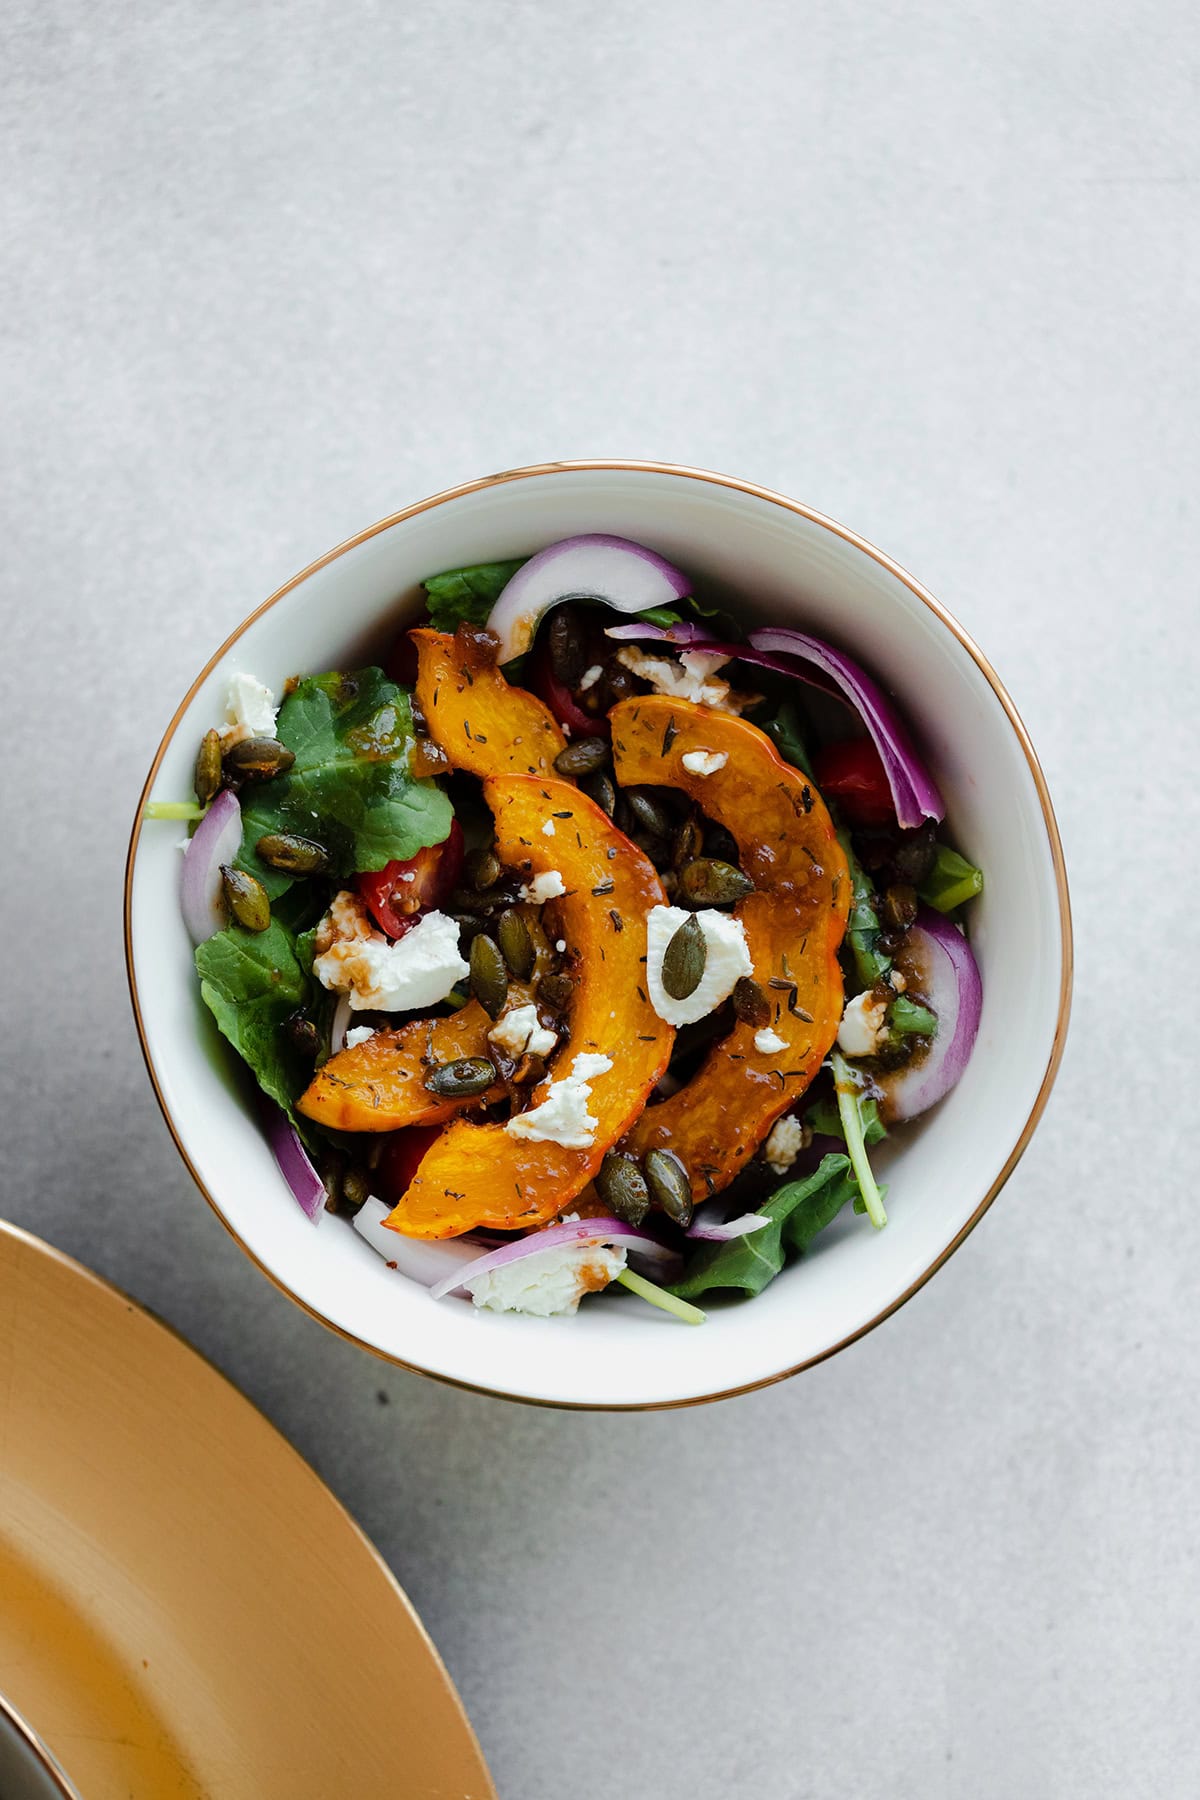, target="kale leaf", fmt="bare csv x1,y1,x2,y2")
236,668,452,897
422,558,526,632
669,1154,867,1300
195,919,312,1116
